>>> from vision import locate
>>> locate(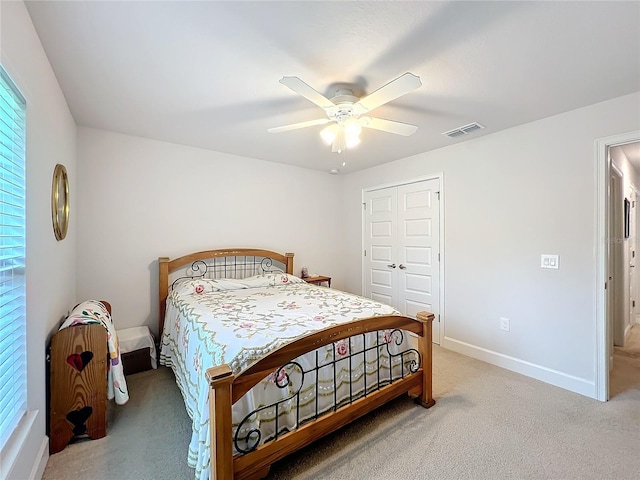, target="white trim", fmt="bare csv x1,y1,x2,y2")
361,174,442,193
610,161,623,178
361,173,445,344
30,437,48,480
442,336,596,398
595,130,640,402
439,175,445,346
624,323,633,341
0,410,37,480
